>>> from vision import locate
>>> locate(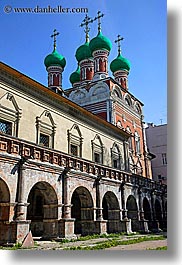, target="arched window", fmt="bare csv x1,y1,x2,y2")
135,103,141,114
67,124,83,157
0,92,22,137
125,95,132,106
135,131,141,155
111,142,121,169
91,134,104,164
112,86,122,99
36,110,56,148
126,127,133,151
136,159,143,175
